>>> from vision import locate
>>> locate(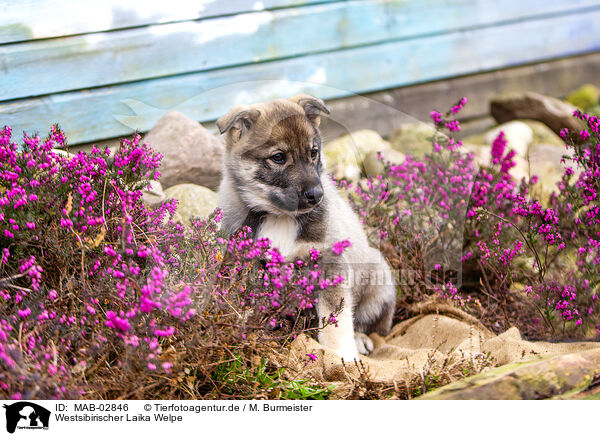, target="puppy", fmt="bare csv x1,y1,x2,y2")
216,95,396,360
